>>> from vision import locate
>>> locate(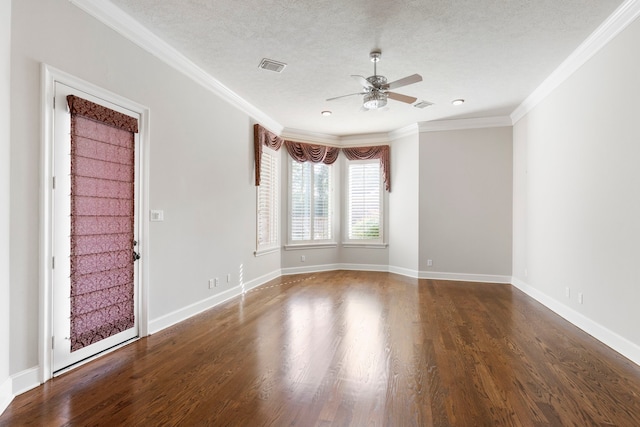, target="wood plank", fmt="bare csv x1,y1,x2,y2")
2,271,640,426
